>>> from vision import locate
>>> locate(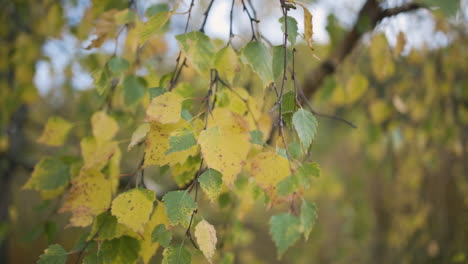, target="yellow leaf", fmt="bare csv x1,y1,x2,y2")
91,111,119,142
198,127,251,187
144,121,198,167
111,188,156,233
146,92,183,124
59,169,112,227
250,152,290,191
303,7,314,51
37,116,73,146
85,9,118,49
195,220,217,263
369,100,392,124
206,108,250,135
109,147,121,195
214,46,240,84
394,32,406,55
293,3,314,51
346,73,368,104
370,34,395,81
140,203,170,264
128,123,151,151
81,137,118,170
